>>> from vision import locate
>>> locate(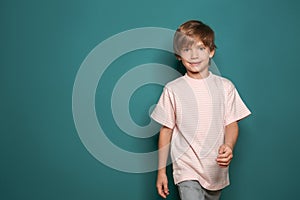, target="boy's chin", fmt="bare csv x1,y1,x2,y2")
187,68,204,73
186,68,209,75
187,70,202,75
